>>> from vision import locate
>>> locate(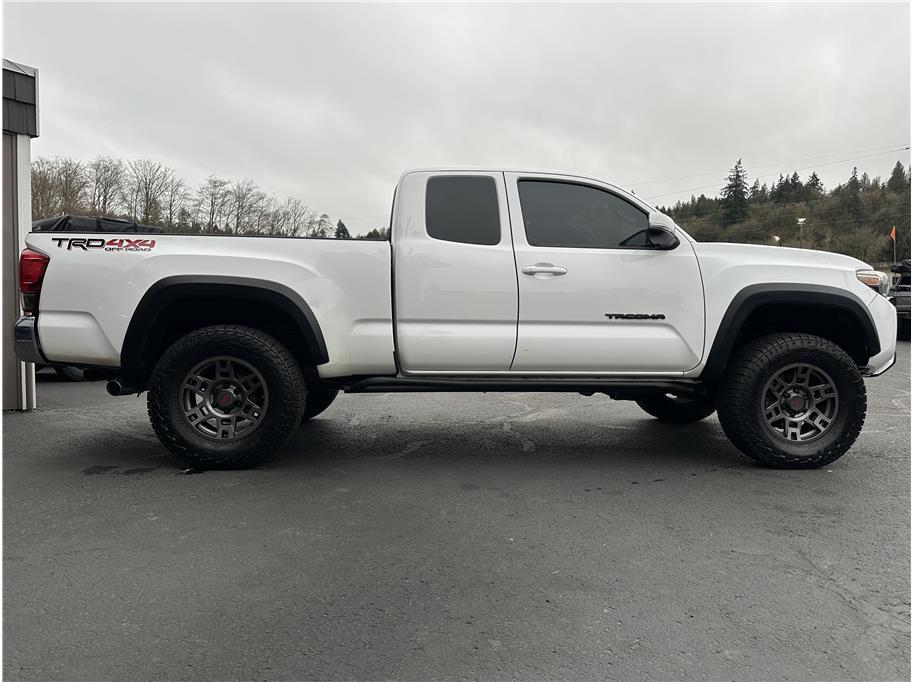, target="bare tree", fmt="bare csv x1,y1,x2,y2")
126,159,171,224
57,157,89,214
87,156,126,216
194,175,229,232
31,157,61,219
162,171,187,229
251,193,276,235
275,197,315,237
224,179,269,234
